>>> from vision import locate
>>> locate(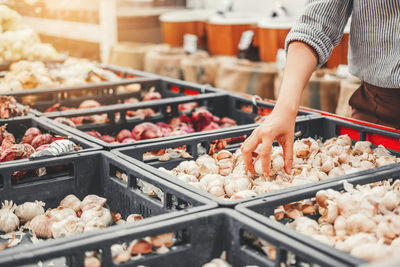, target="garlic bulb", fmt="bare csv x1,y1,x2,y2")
111,244,130,264
84,255,101,267
81,206,112,229
15,201,45,222
51,216,84,238
224,175,252,198
60,194,81,212
29,213,57,238
80,195,106,211
0,201,20,233
48,207,76,221
126,214,143,223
